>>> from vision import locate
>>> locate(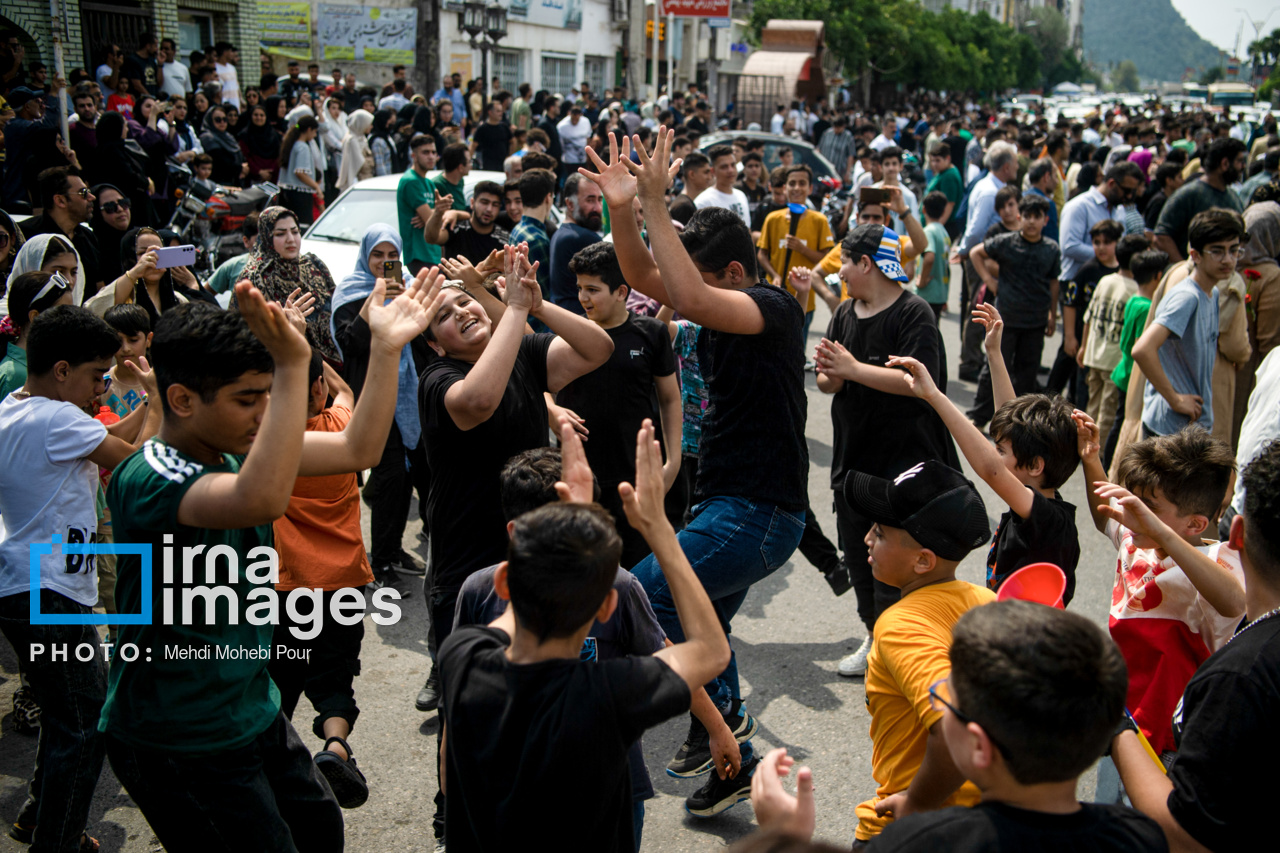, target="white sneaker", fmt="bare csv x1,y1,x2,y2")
837,635,873,677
